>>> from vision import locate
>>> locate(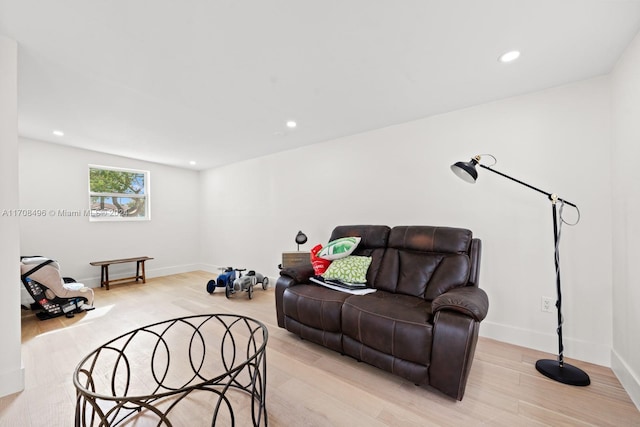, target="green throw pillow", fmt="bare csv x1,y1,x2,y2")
317,236,361,260
322,255,372,284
